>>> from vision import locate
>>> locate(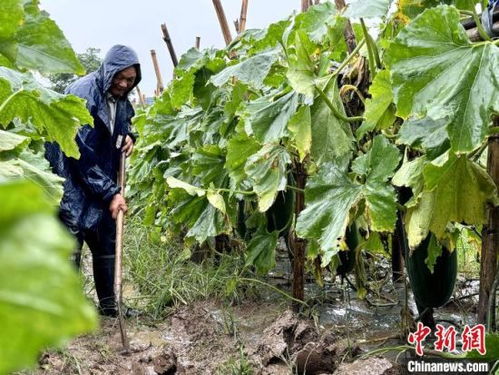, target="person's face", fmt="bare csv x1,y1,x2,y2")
109,66,136,97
